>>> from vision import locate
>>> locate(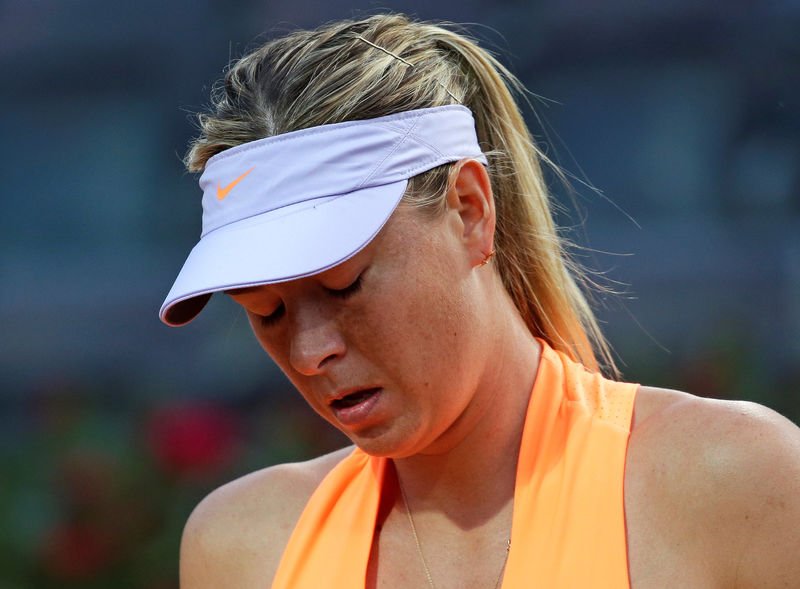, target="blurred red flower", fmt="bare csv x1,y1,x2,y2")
146,402,240,479
43,521,116,581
